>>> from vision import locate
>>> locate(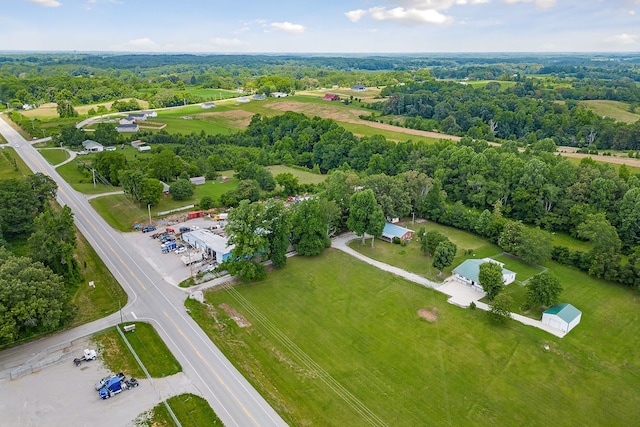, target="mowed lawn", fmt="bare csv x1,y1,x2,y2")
349,220,500,282
38,148,69,165
0,147,31,177
580,100,640,124
91,178,240,231
192,250,640,426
